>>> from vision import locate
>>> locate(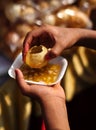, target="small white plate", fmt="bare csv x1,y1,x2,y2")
8,53,68,85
